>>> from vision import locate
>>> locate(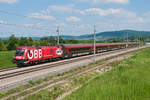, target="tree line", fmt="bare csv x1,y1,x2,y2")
0,35,109,51
0,34,146,51
0,35,59,51
0,34,91,51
